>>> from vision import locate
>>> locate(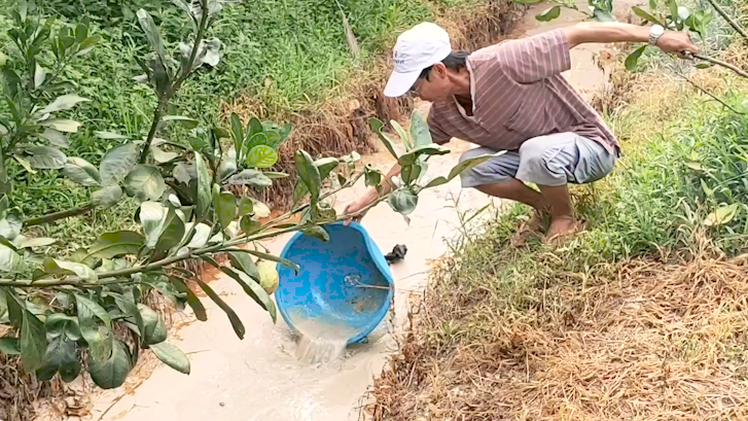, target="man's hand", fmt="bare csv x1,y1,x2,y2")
343,188,379,226
656,31,699,55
